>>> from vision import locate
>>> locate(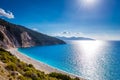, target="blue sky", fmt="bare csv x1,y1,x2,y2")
0,0,120,40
